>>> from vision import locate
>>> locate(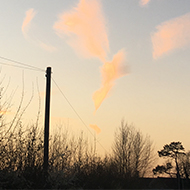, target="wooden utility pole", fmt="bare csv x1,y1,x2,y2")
44,67,51,173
